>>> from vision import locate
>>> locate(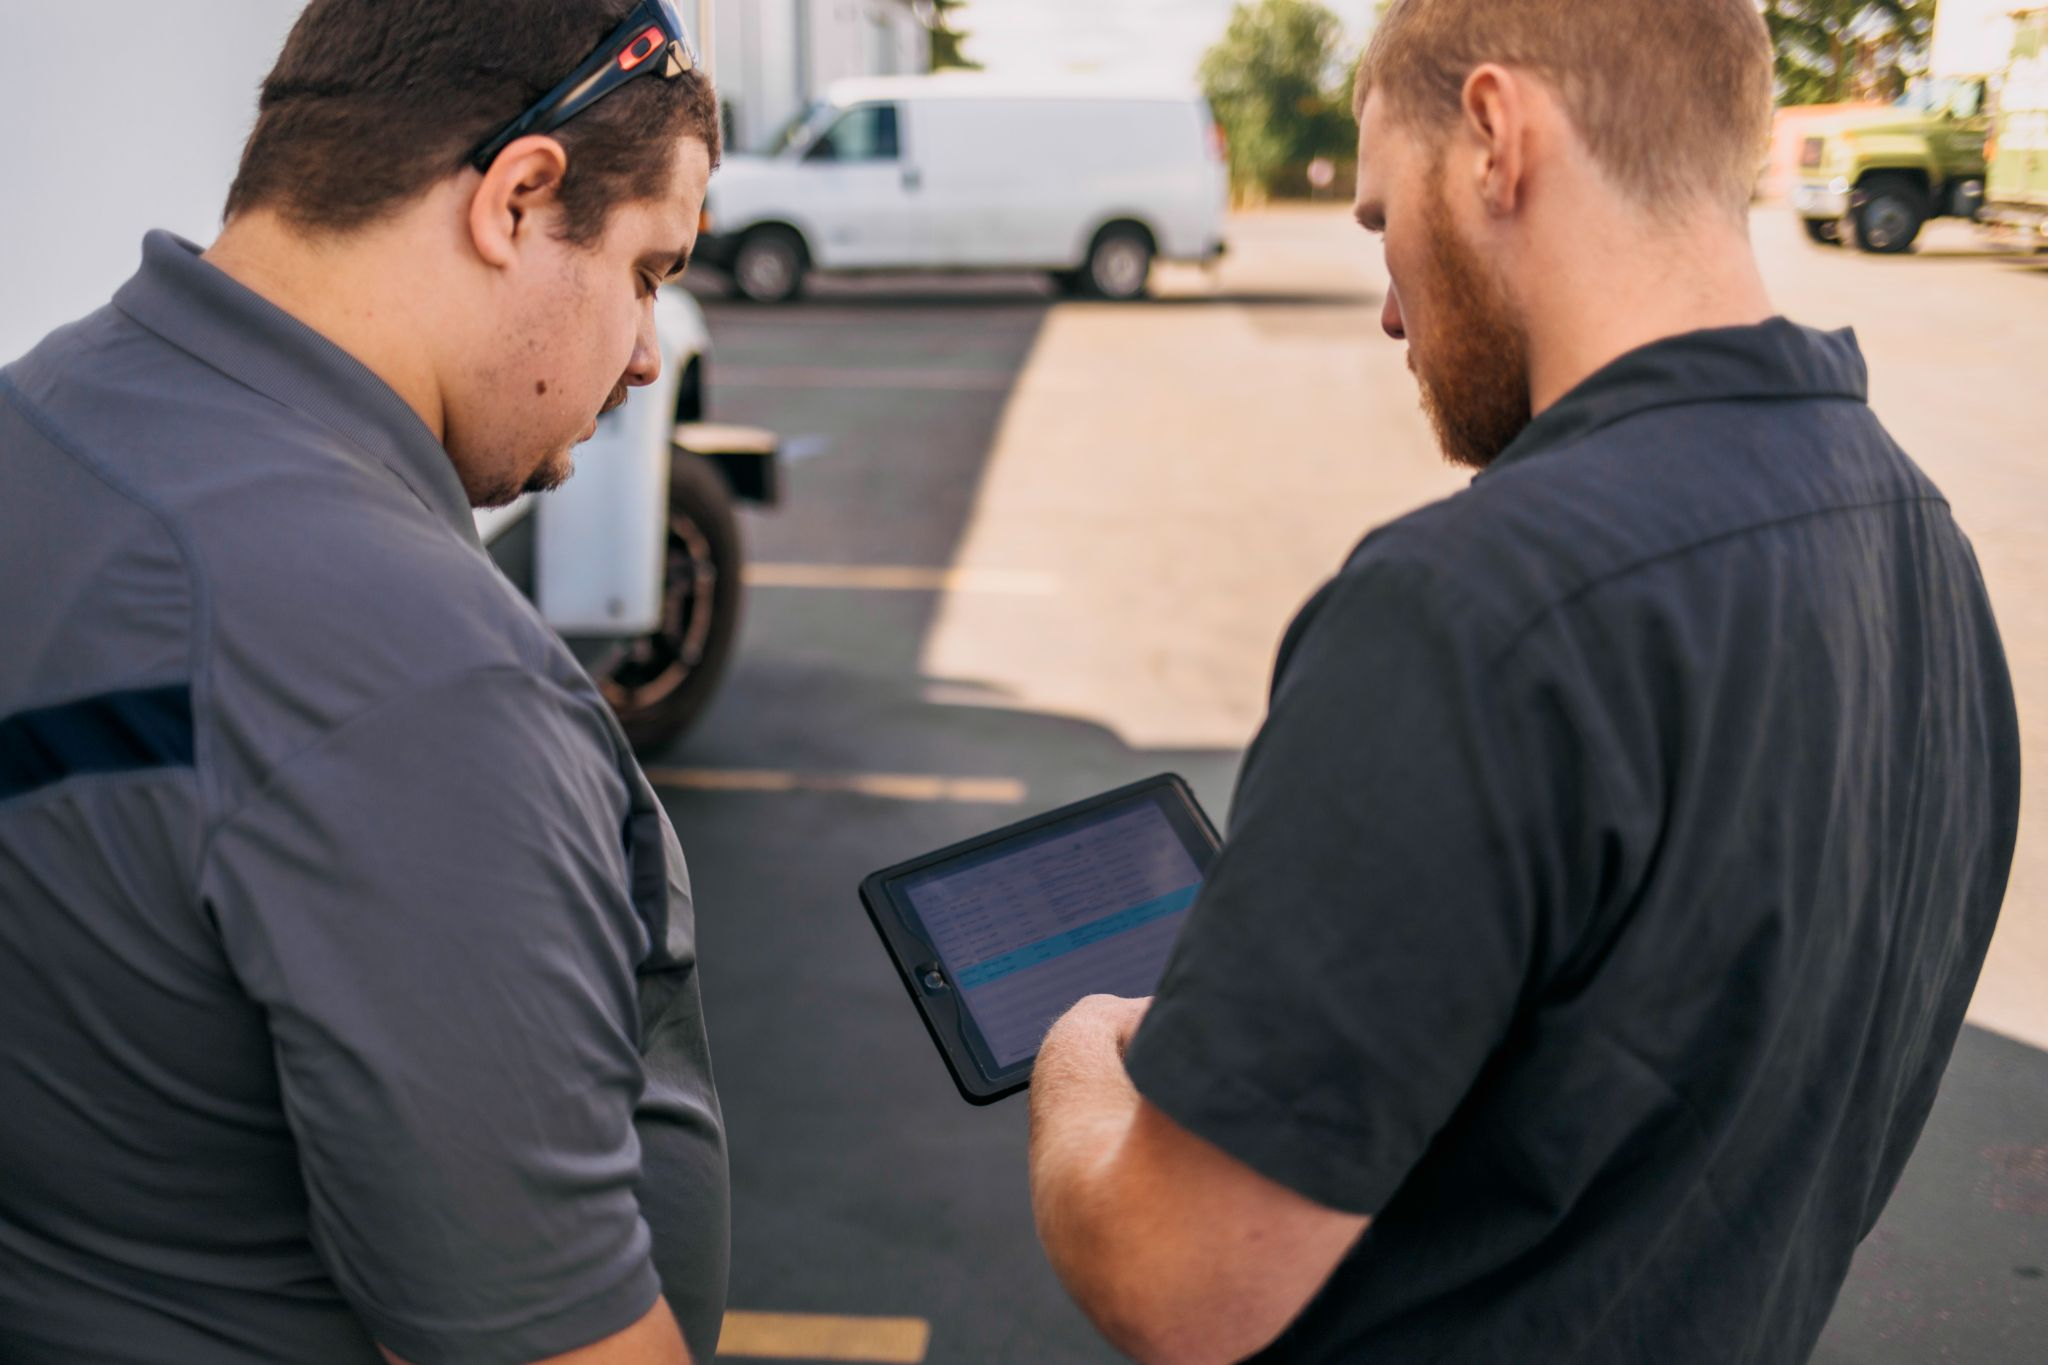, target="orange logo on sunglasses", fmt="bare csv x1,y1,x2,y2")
618,25,665,71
